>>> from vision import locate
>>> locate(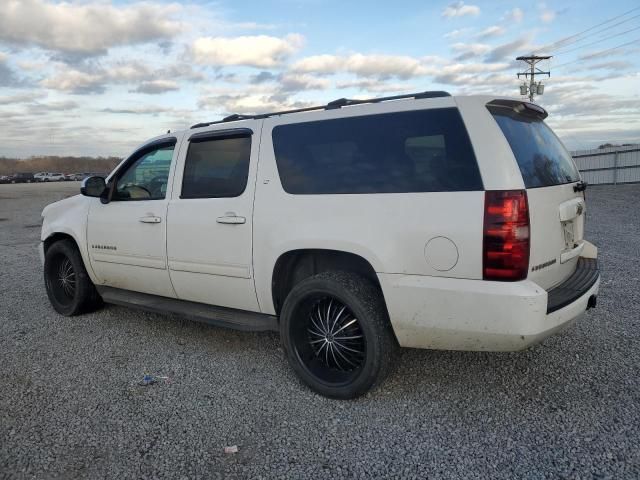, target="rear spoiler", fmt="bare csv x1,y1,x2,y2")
486,99,548,120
